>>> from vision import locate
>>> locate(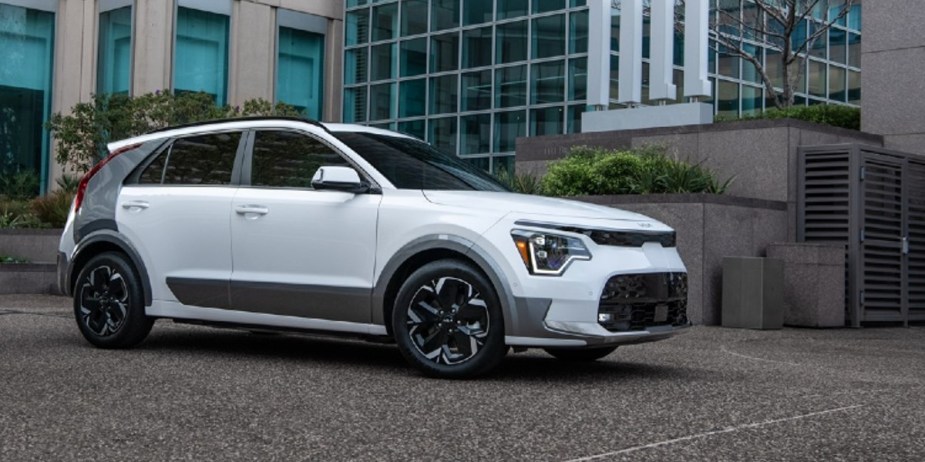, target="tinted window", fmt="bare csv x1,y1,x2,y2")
250,131,351,188
333,132,509,191
139,132,241,185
